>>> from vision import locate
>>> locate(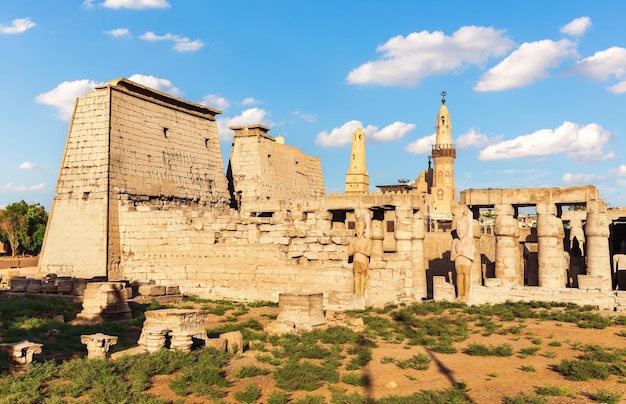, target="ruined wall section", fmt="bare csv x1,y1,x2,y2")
38,89,111,278
116,200,420,306
228,127,325,215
